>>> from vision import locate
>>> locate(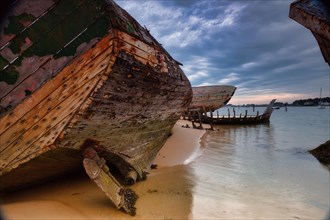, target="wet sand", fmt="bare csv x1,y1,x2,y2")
153,119,208,167
0,120,207,219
